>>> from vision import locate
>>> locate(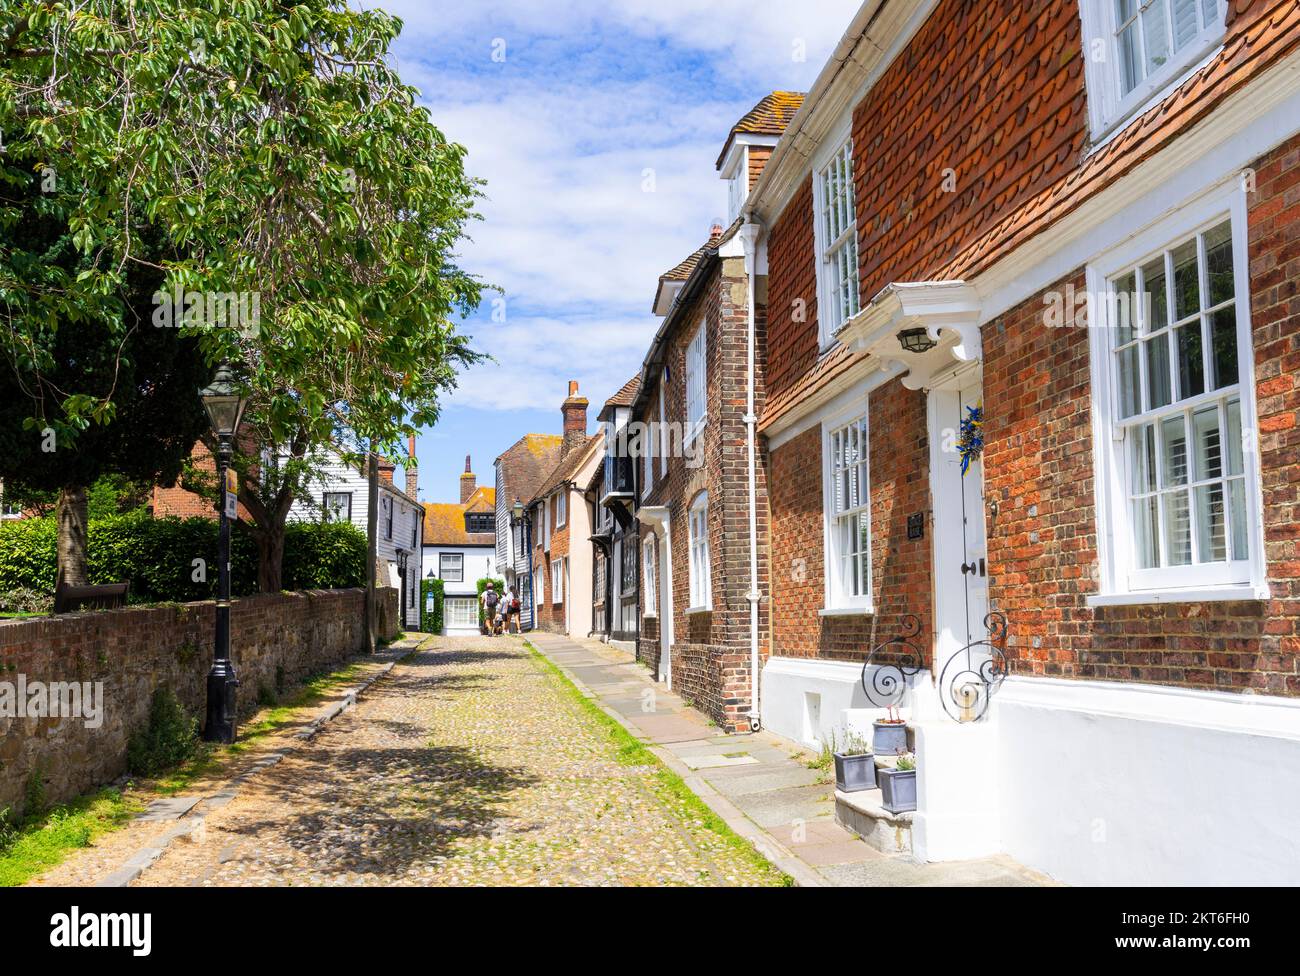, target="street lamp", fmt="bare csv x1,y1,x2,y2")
198,364,246,743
